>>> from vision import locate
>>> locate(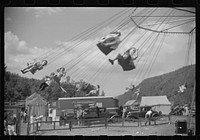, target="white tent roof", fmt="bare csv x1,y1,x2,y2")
124,100,136,106
140,96,171,107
